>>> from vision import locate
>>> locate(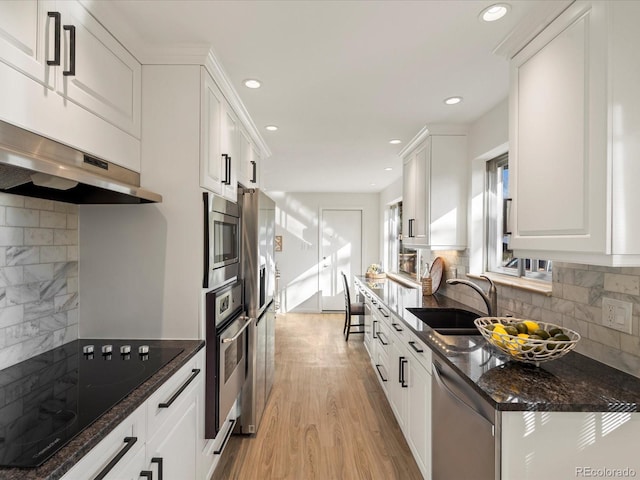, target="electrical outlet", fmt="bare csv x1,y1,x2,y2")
601,297,633,334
